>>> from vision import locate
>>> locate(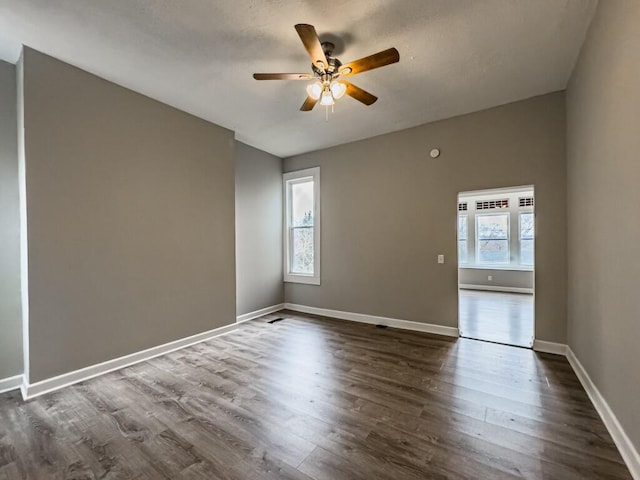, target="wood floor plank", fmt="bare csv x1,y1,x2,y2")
0,312,632,479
